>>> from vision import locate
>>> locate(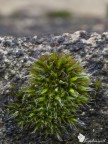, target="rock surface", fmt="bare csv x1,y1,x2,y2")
0,31,108,143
